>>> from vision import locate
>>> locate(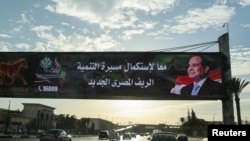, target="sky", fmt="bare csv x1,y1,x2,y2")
0,0,250,125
